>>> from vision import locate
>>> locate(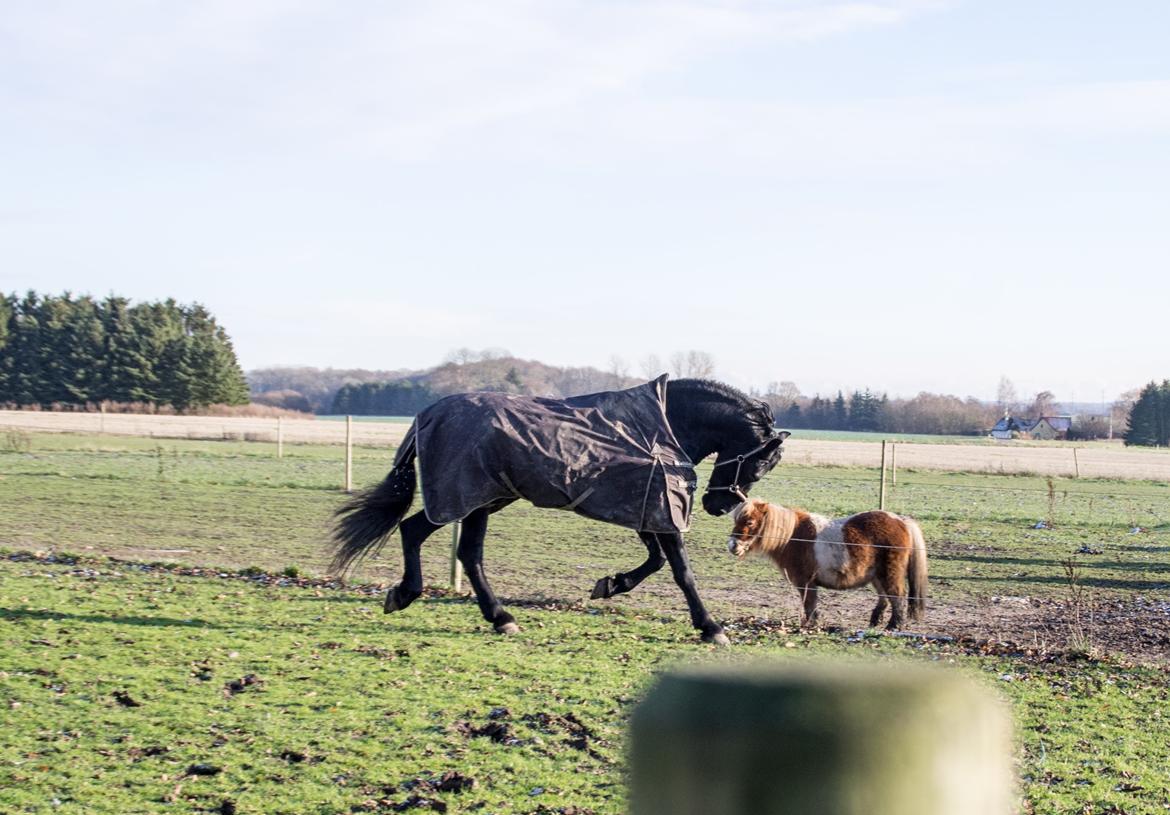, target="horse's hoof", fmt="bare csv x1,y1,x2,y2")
383,589,400,614
702,630,730,647
590,576,614,600
495,621,521,635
